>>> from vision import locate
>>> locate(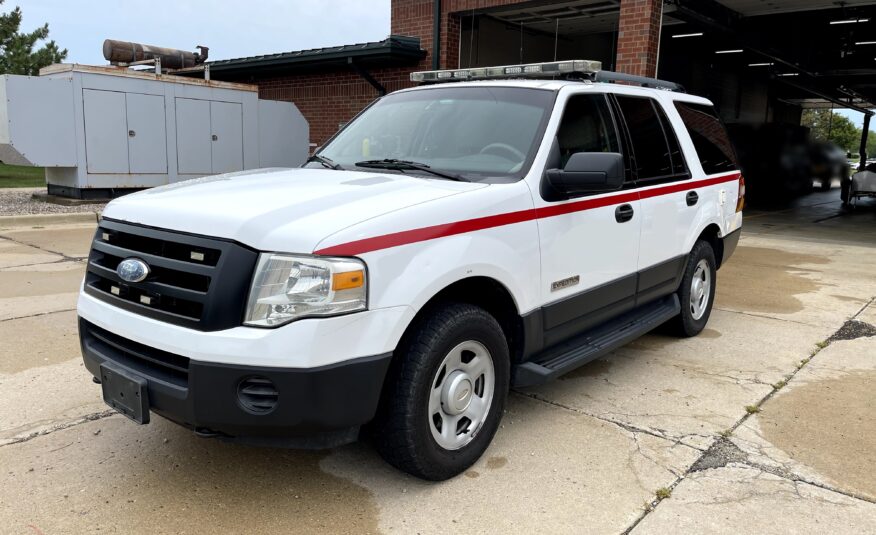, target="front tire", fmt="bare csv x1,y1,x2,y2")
372,303,510,480
669,240,717,337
